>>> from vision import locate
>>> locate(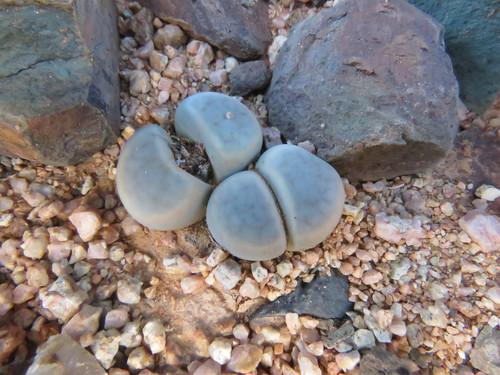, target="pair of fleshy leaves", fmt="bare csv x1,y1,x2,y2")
116,92,345,260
